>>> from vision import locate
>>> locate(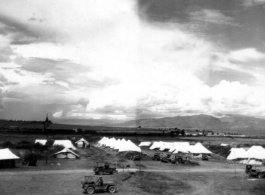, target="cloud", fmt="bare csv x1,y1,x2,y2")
229,48,265,62
17,57,59,73
53,111,63,118
0,14,49,45
1,0,265,121
189,9,236,26
0,35,14,62
209,80,265,116
242,0,265,7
